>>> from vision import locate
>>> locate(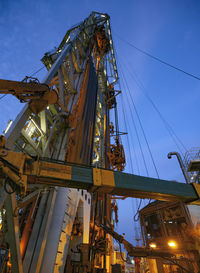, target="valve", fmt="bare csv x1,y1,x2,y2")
107,137,126,171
